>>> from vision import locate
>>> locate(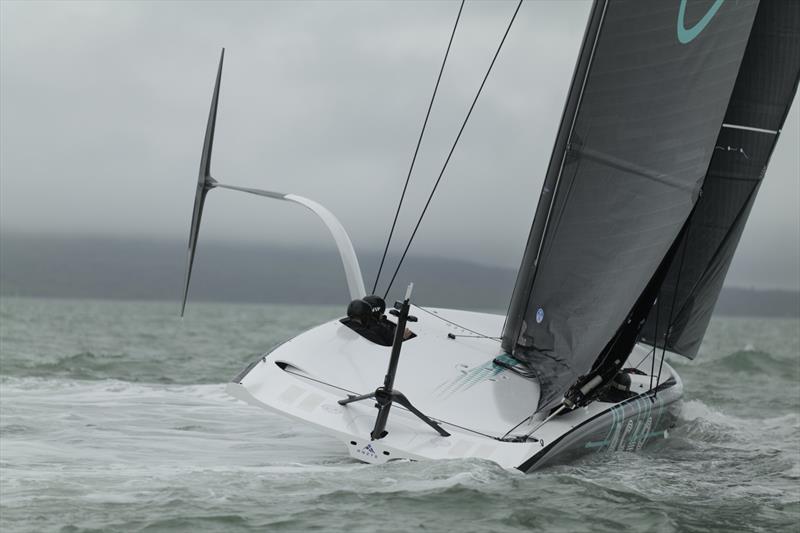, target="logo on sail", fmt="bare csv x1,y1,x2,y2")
677,0,725,44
